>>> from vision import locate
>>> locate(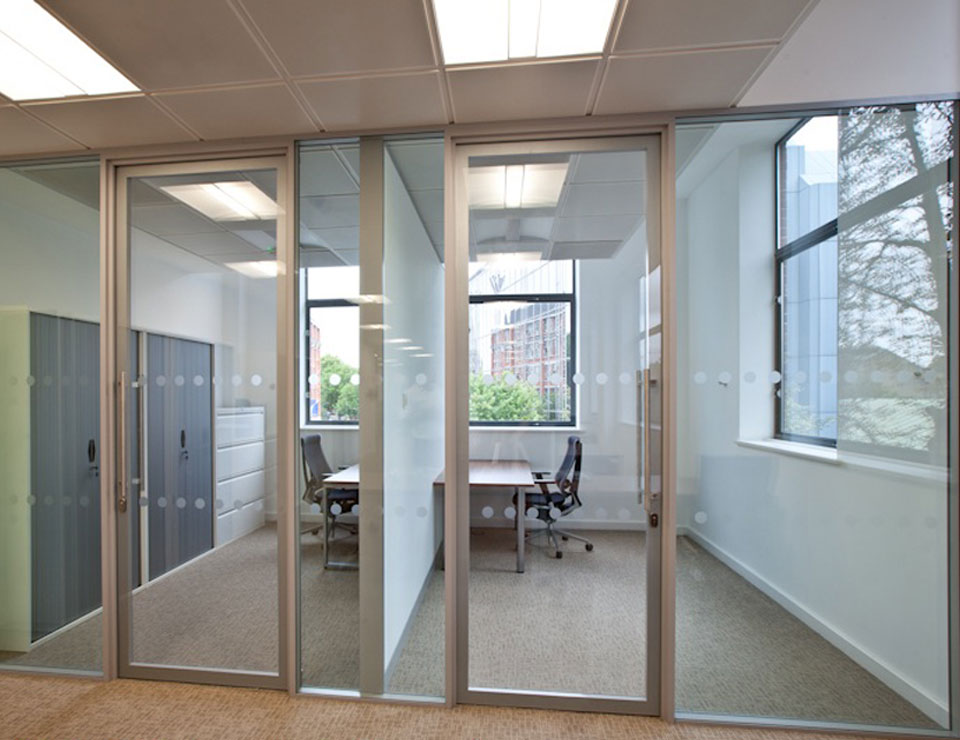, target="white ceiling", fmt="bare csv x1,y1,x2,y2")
0,0,817,157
